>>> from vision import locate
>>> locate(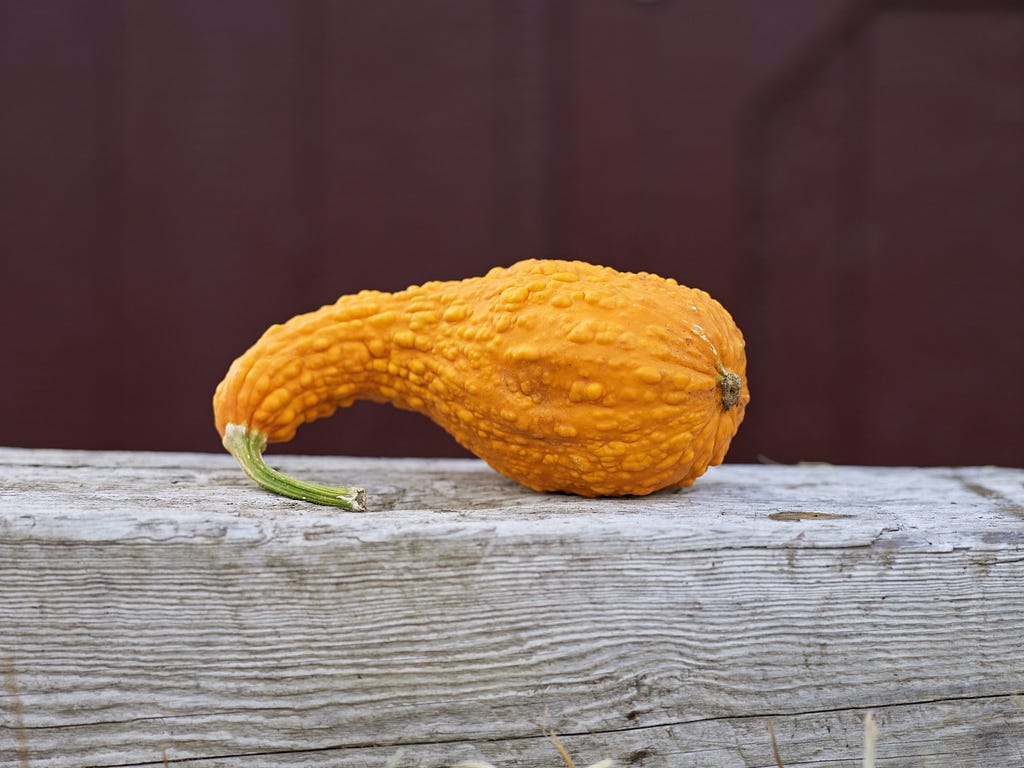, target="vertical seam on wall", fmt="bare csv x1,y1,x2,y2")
541,2,573,262
93,0,127,447
833,9,874,462
737,0,1022,463
490,1,521,267
737,0,876,463
292,0,328,303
